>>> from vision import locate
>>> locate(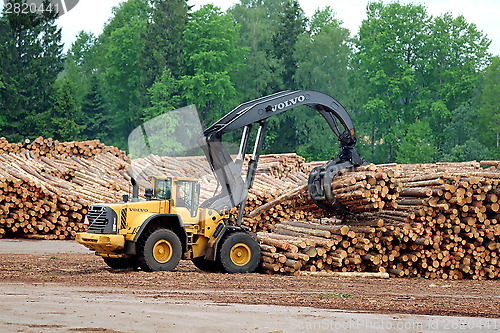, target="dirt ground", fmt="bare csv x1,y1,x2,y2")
0,239,499,332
